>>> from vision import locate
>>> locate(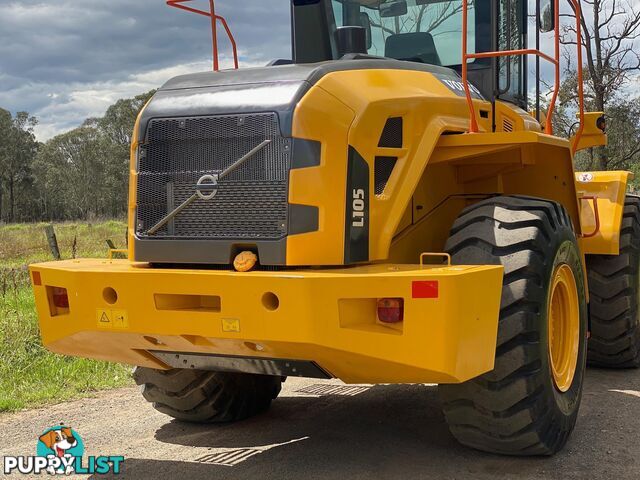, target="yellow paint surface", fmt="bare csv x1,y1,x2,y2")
575,171,632,255
30,259,503,384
